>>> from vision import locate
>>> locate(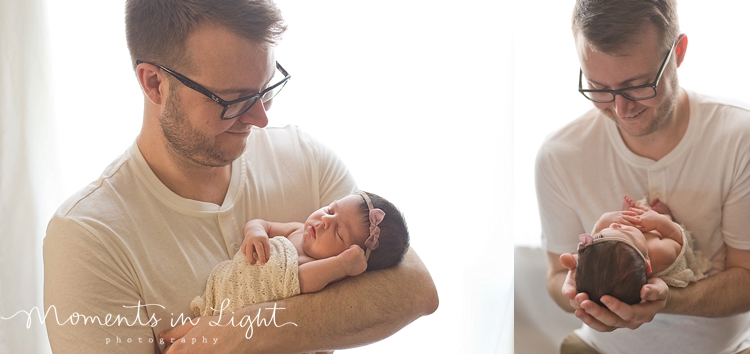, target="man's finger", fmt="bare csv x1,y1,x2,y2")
159,319,197,343
600,295,660,328
560,253,577,270
575,306,614,332
642,278,669,301
581,298,625,328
